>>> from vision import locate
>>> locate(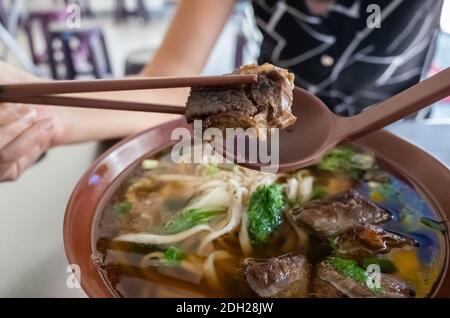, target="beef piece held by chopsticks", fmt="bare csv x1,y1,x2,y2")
185,63,297,133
